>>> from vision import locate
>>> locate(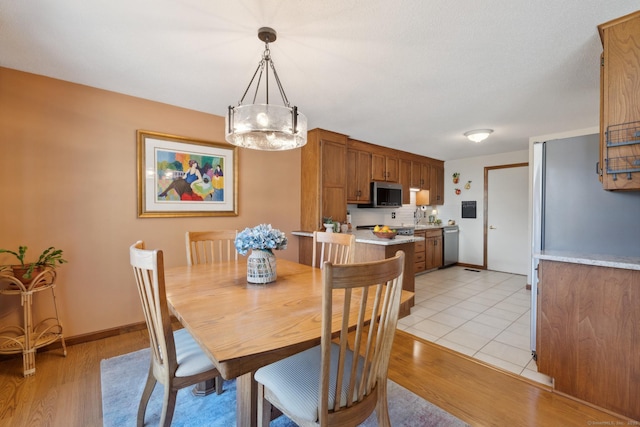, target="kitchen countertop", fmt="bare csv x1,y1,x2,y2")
534,250,640,271
292,230,424,246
